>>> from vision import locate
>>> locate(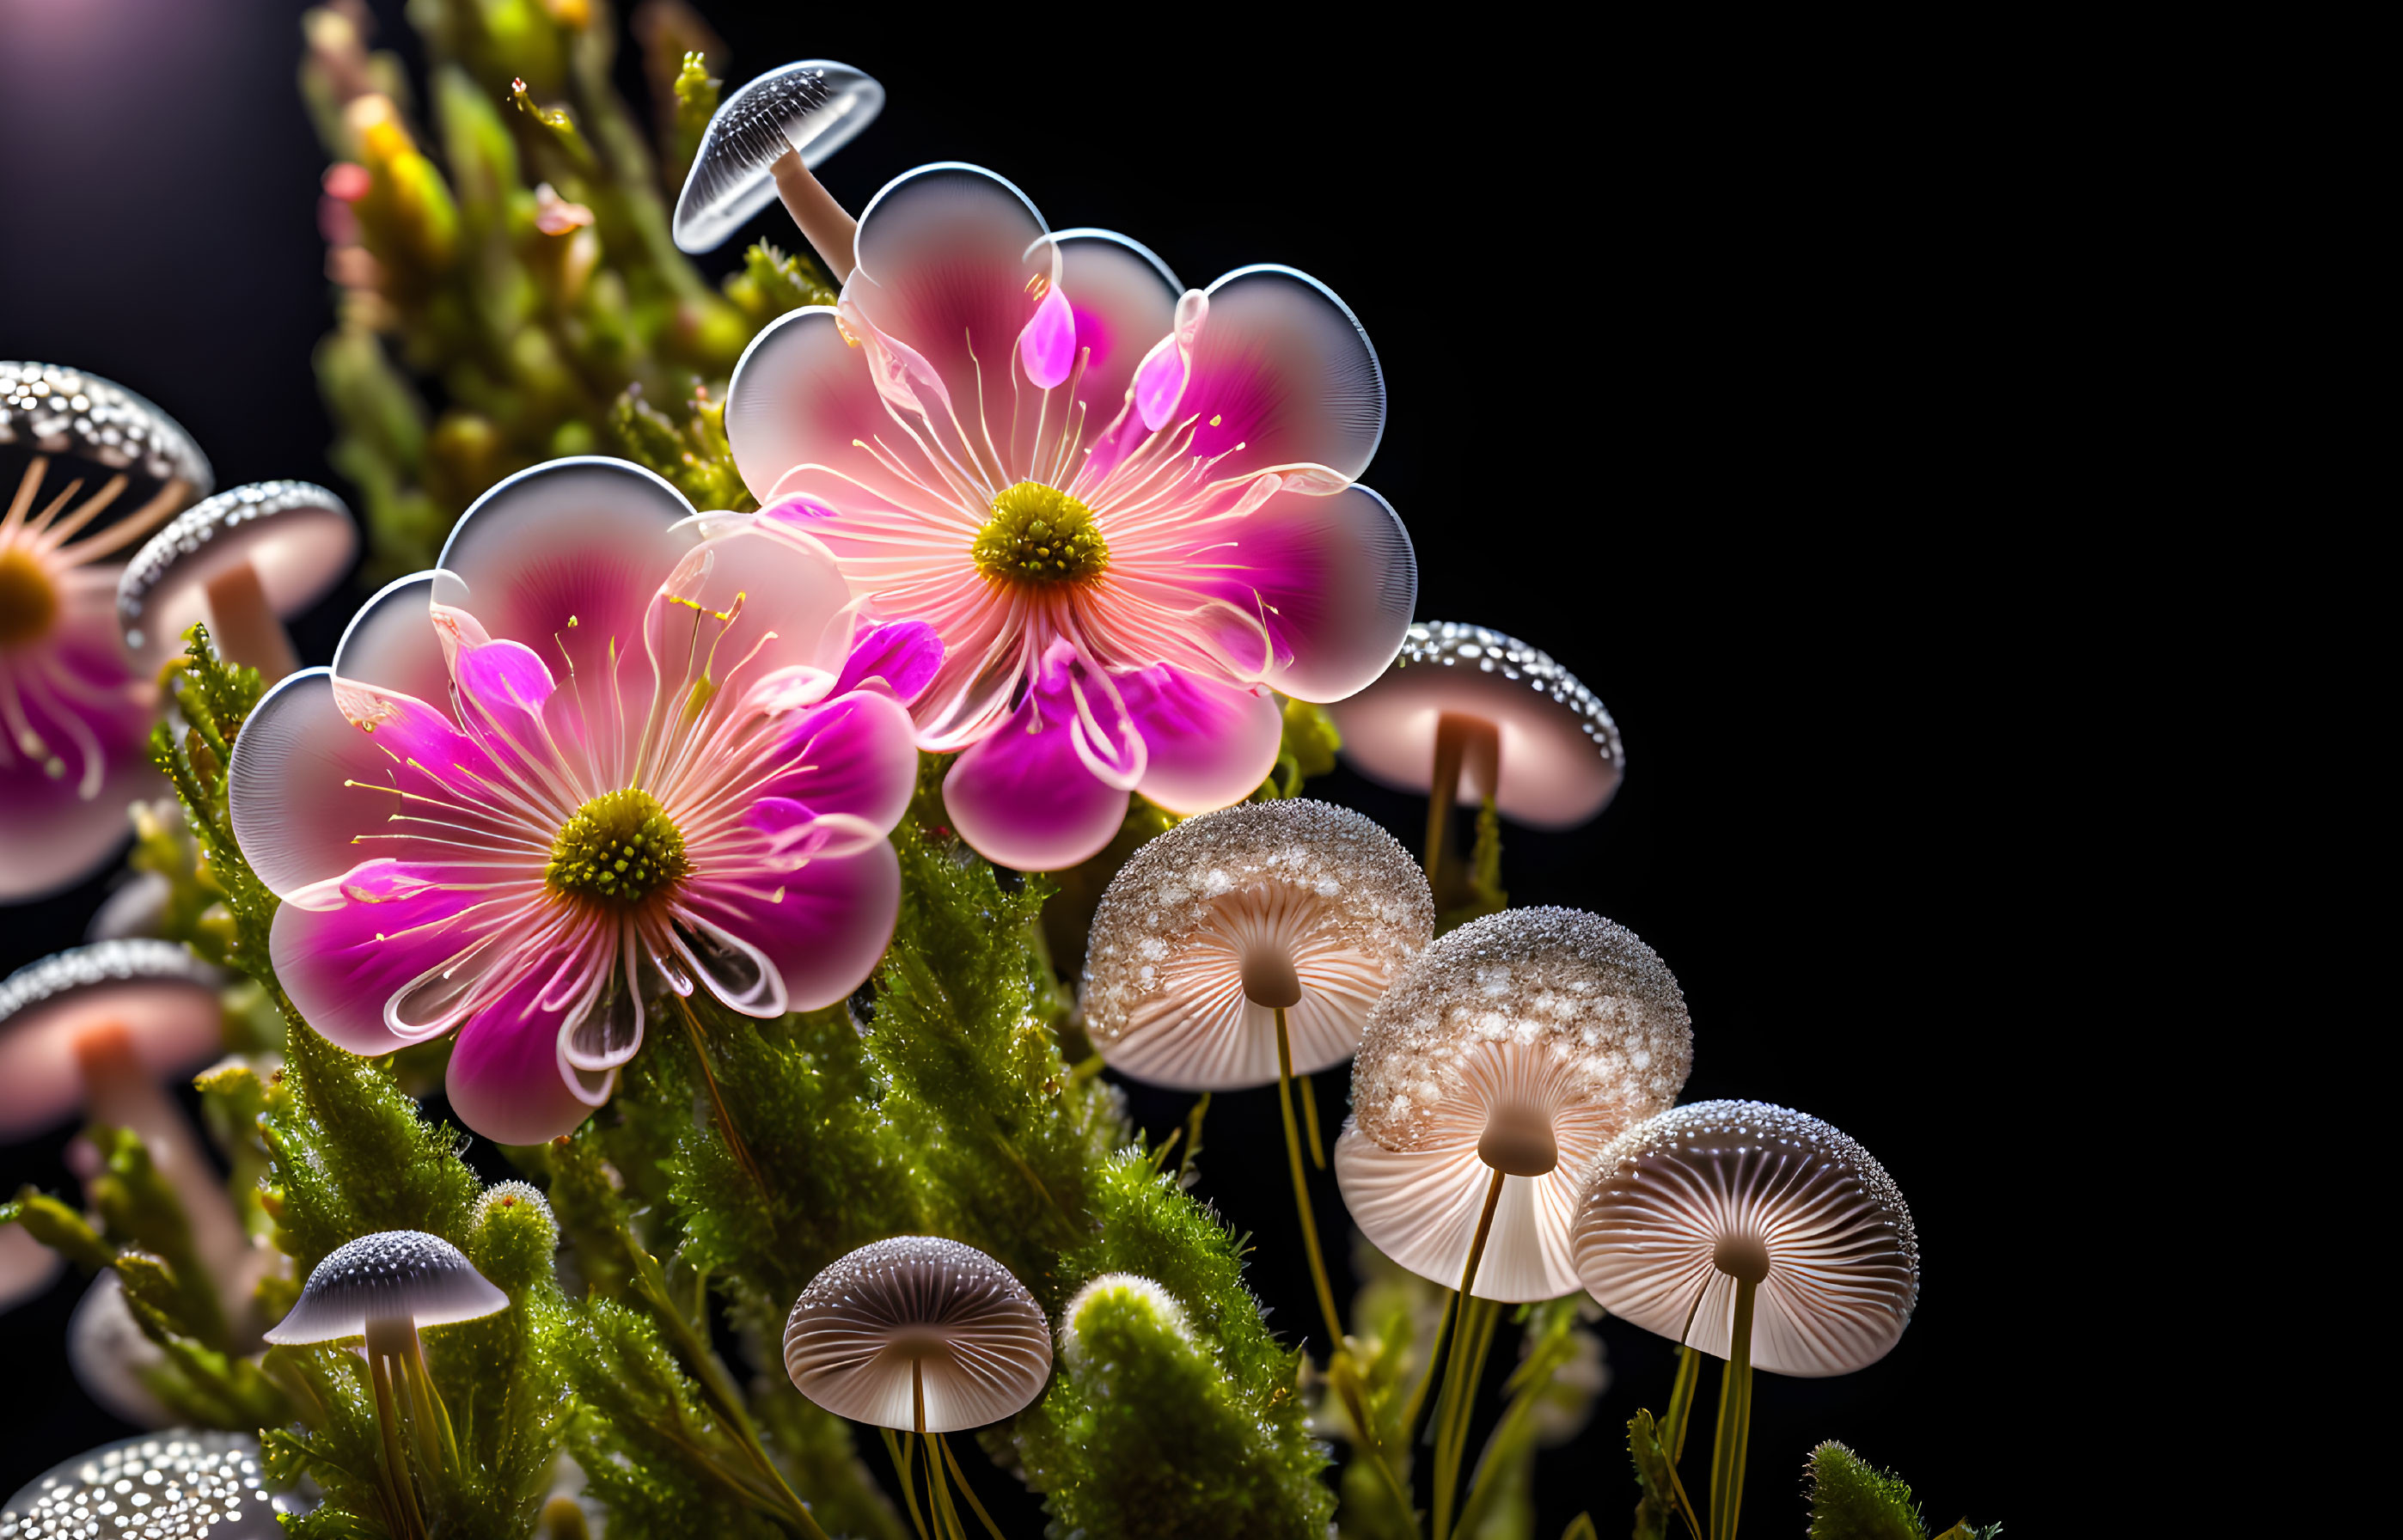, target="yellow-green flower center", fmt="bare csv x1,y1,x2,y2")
970,481,1108,586
0,547,58,650
545,789,688,909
